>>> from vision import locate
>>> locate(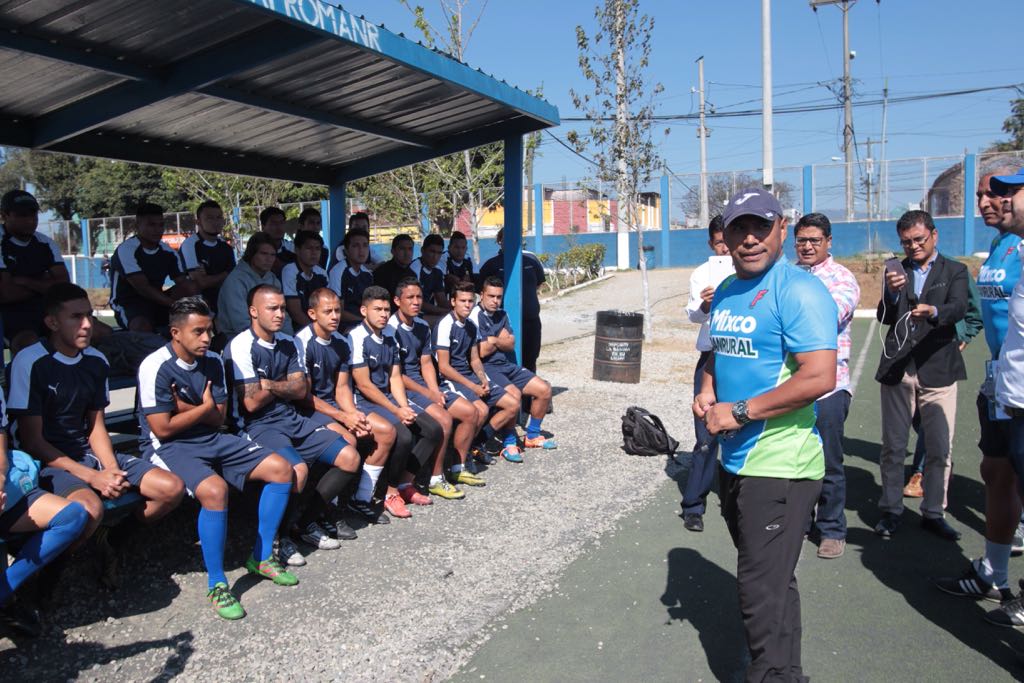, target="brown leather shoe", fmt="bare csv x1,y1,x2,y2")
817,538,846,559
903,472,924,498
